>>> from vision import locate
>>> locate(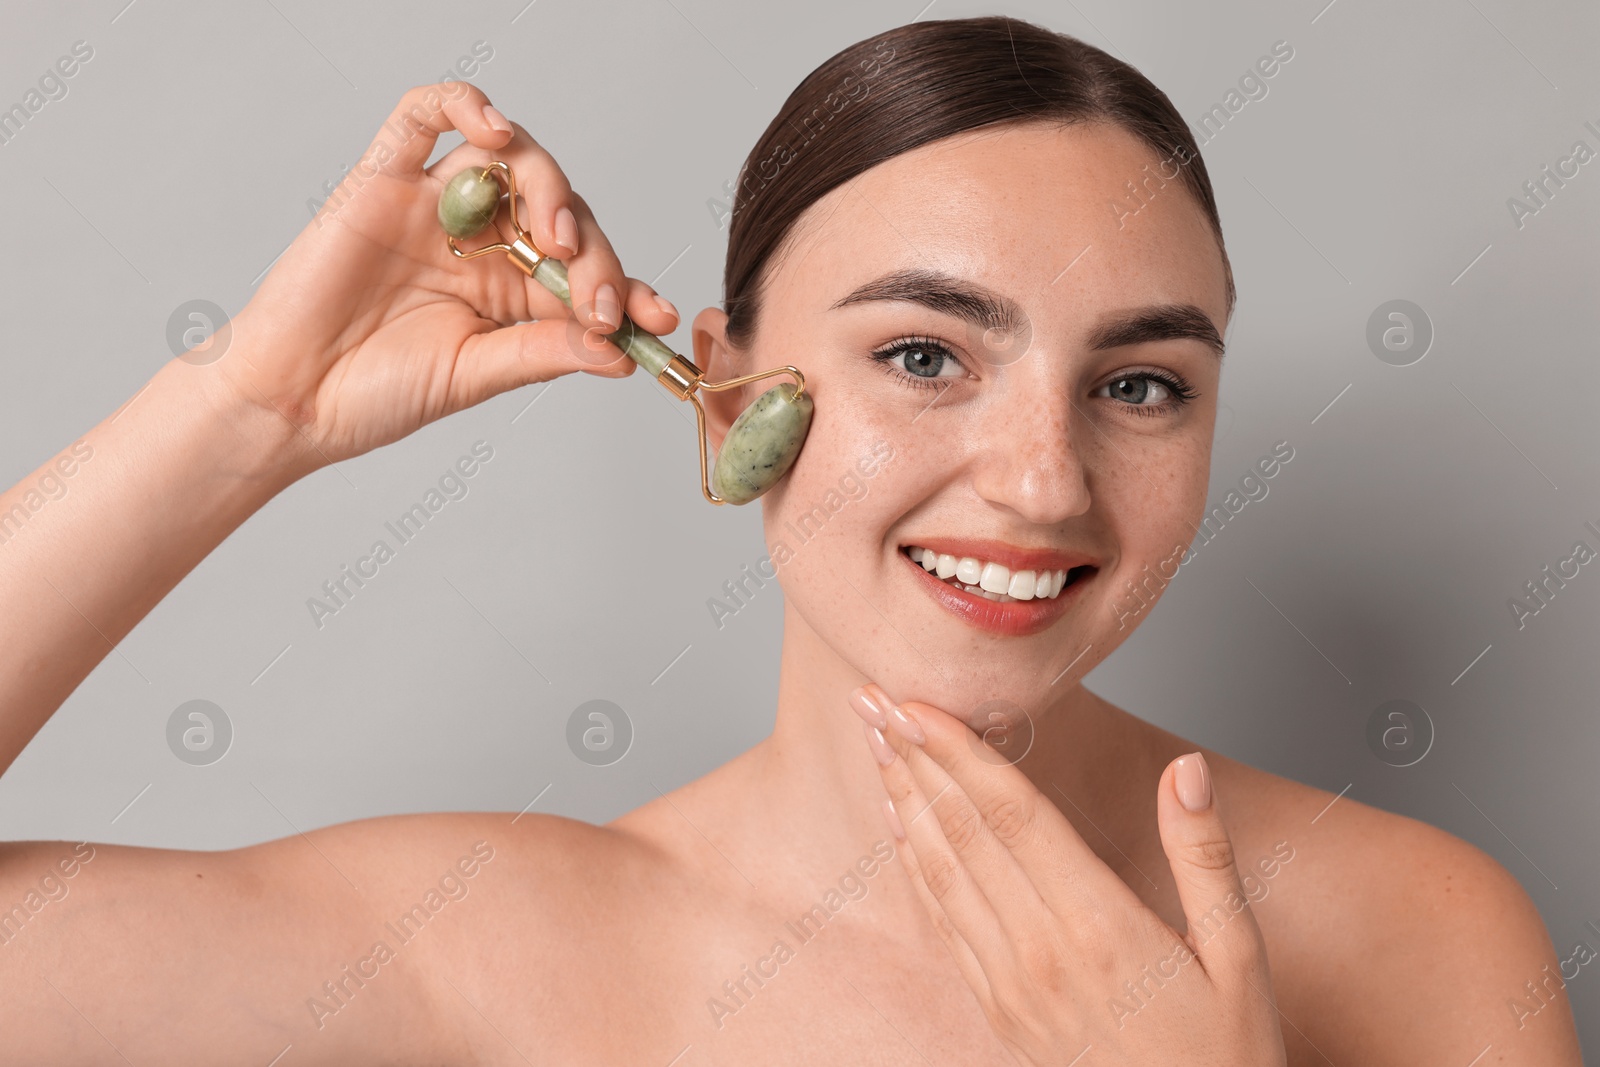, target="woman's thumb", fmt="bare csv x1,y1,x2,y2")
453,318,636,409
